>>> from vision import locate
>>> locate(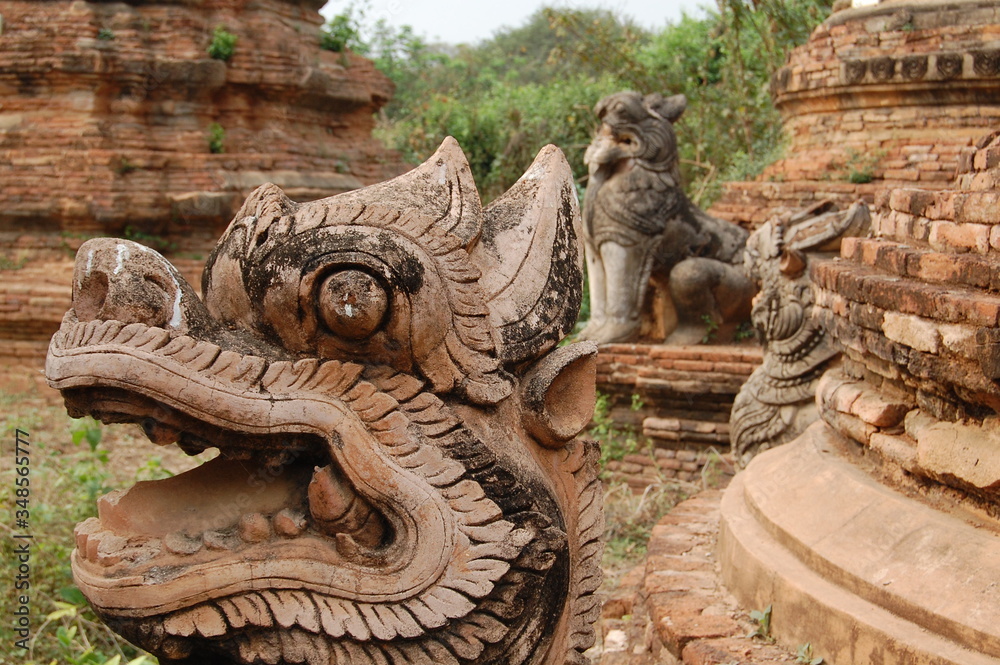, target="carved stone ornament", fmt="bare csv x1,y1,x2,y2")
45,138,604,665
730,200,871,468
578,91,755,344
